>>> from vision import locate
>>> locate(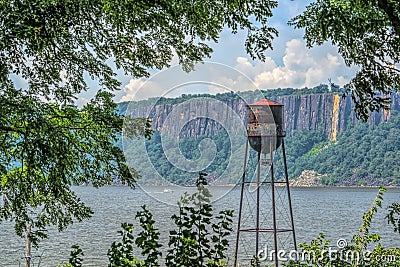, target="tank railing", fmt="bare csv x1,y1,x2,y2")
246,129,286,137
